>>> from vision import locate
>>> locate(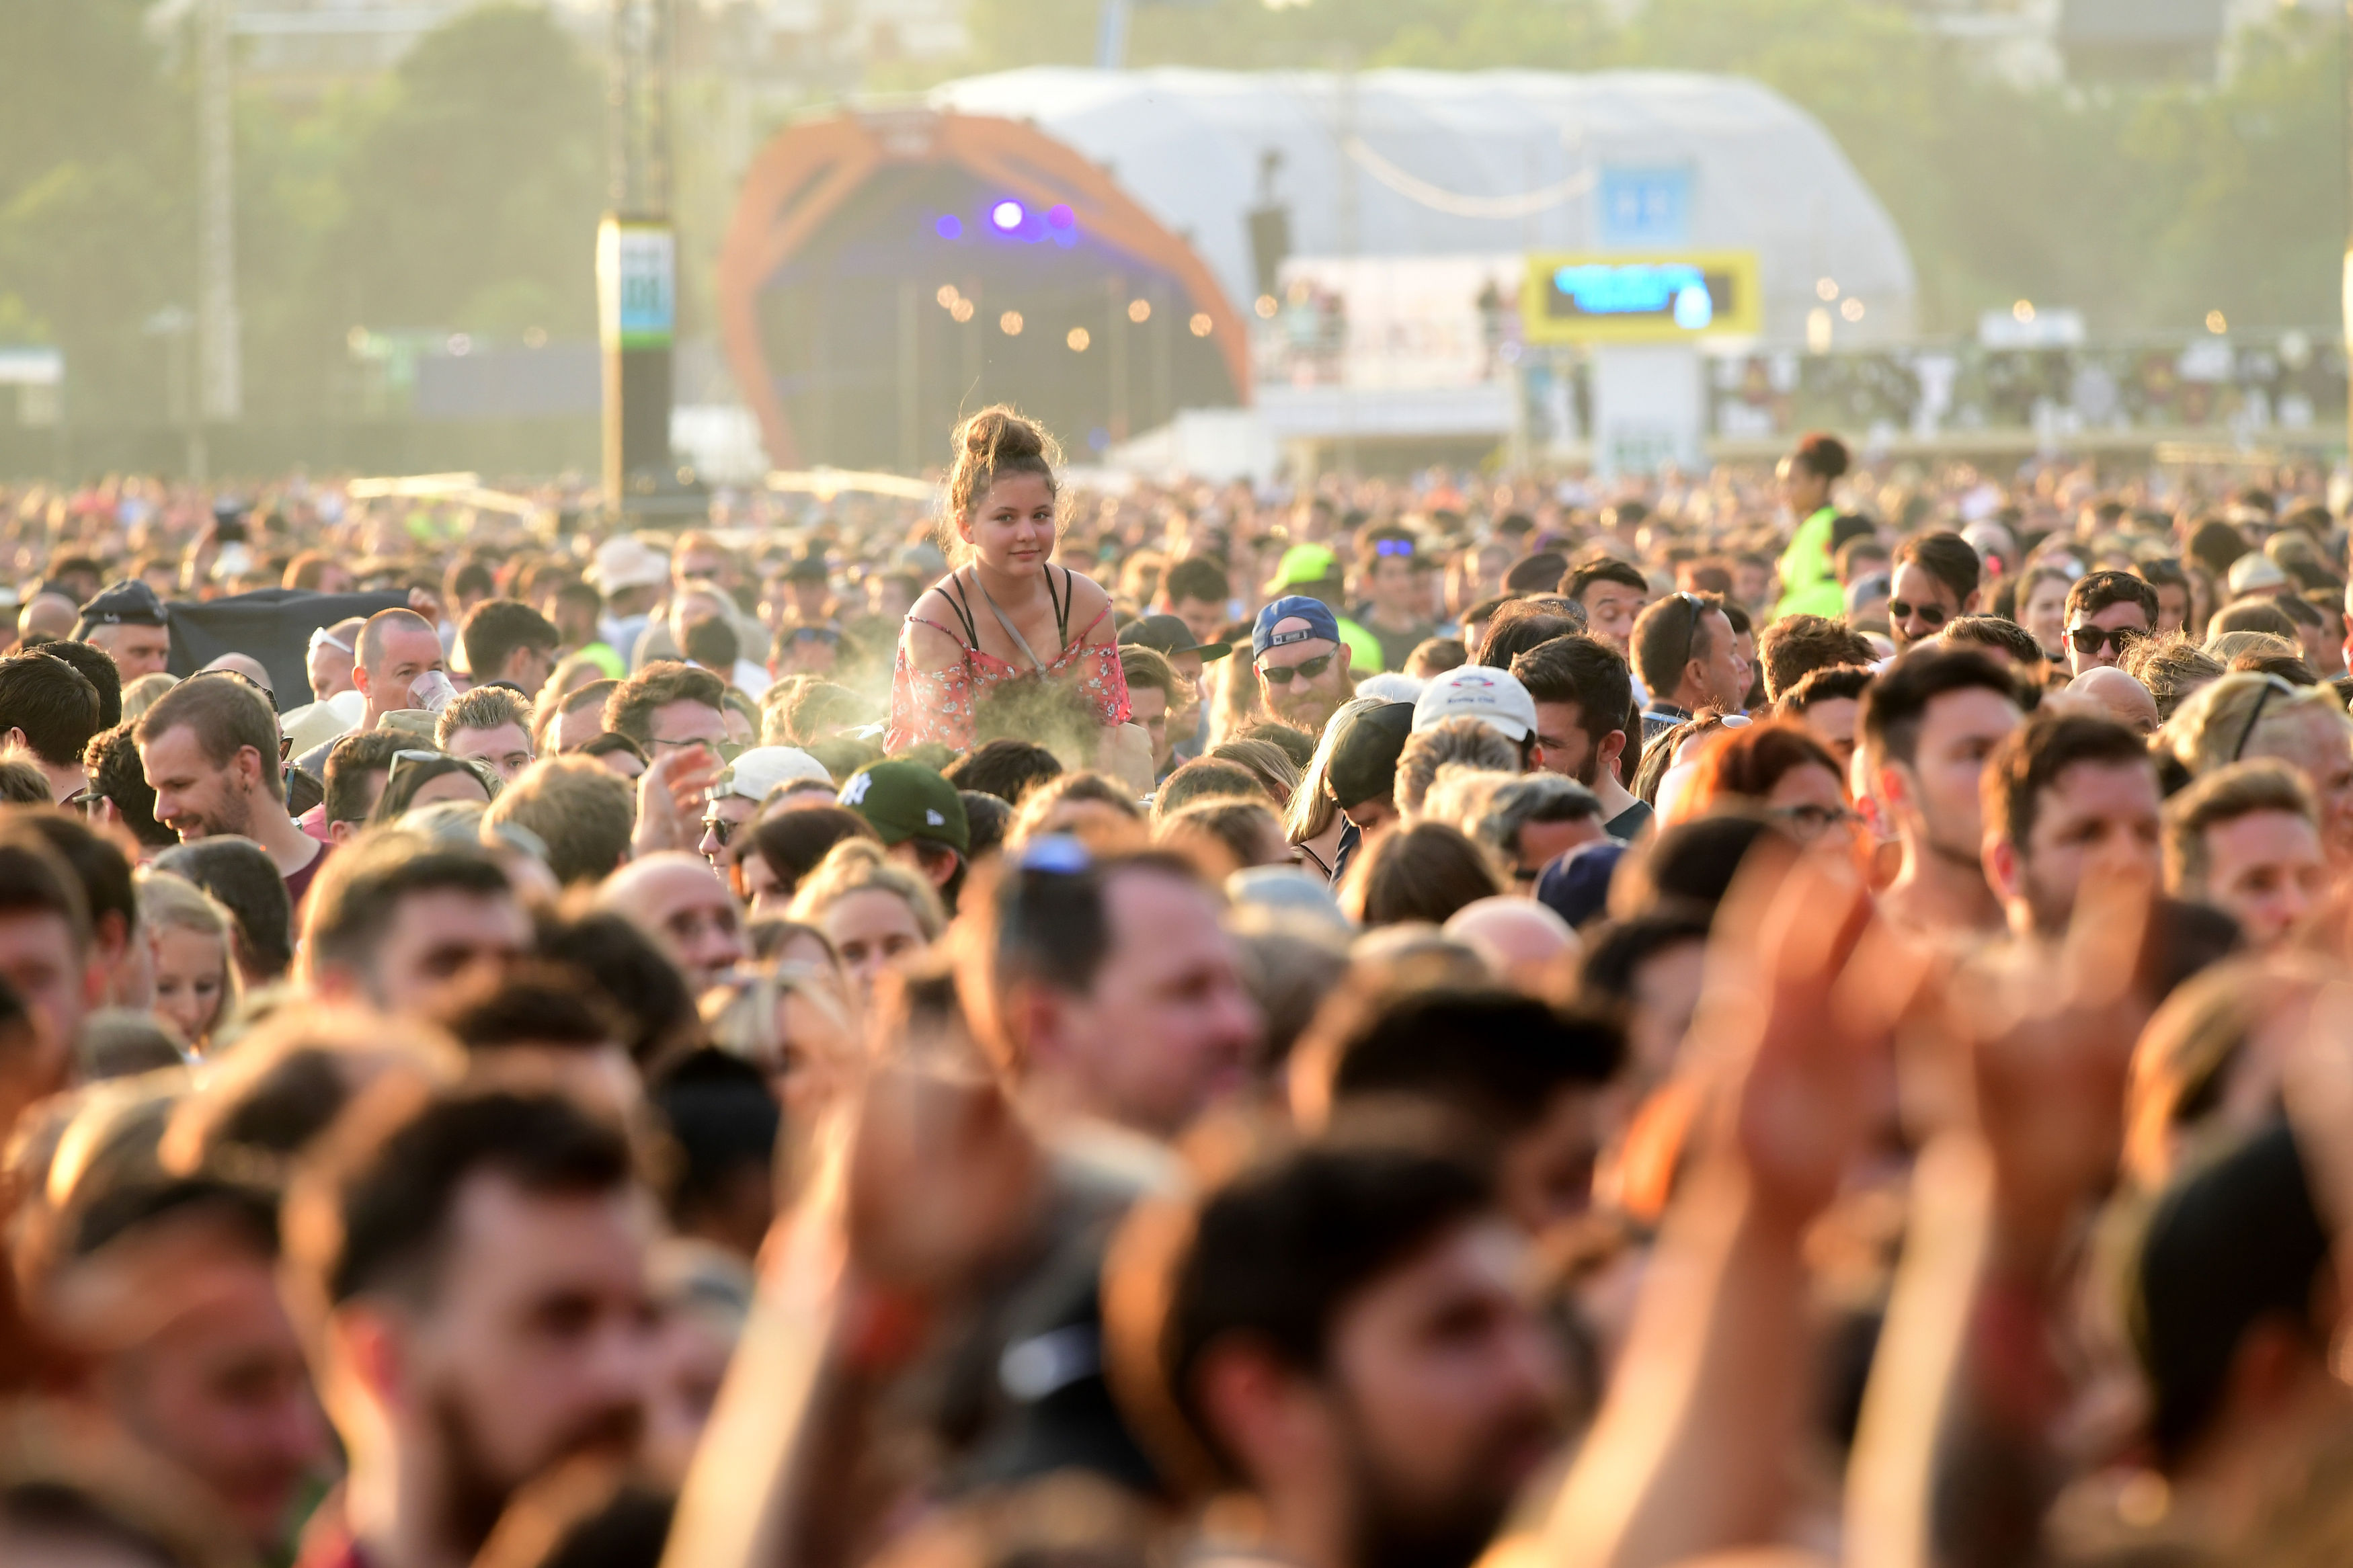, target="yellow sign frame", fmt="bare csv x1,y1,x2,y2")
1521,251,1761,345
